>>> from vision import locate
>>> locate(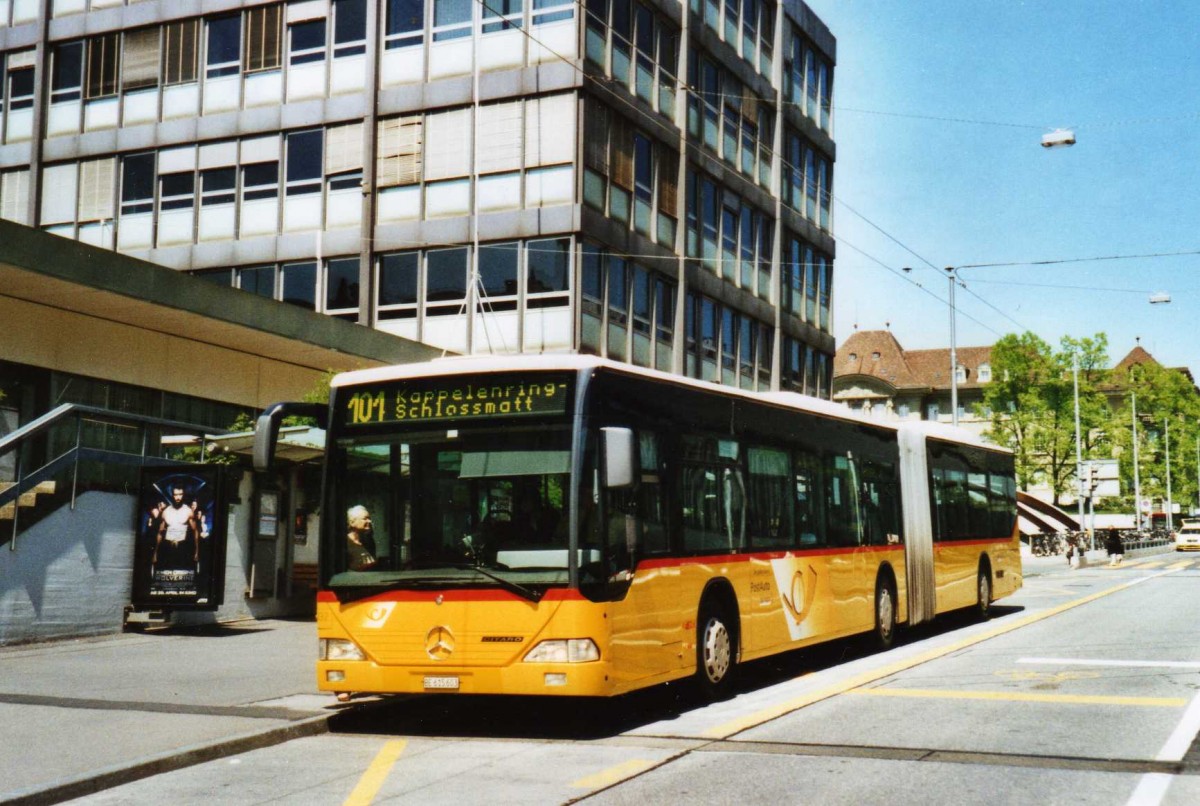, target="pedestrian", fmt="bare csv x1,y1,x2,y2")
1065,536,1076,568
1105,528,1125,567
